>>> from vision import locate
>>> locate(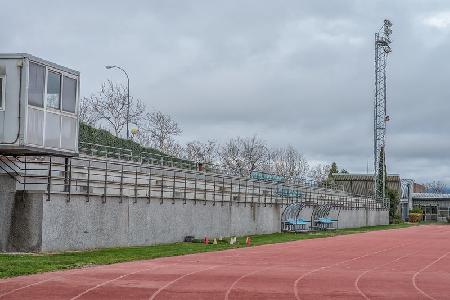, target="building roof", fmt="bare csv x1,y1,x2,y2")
332,173,400,181
412,193,450,200
0,53,79,76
